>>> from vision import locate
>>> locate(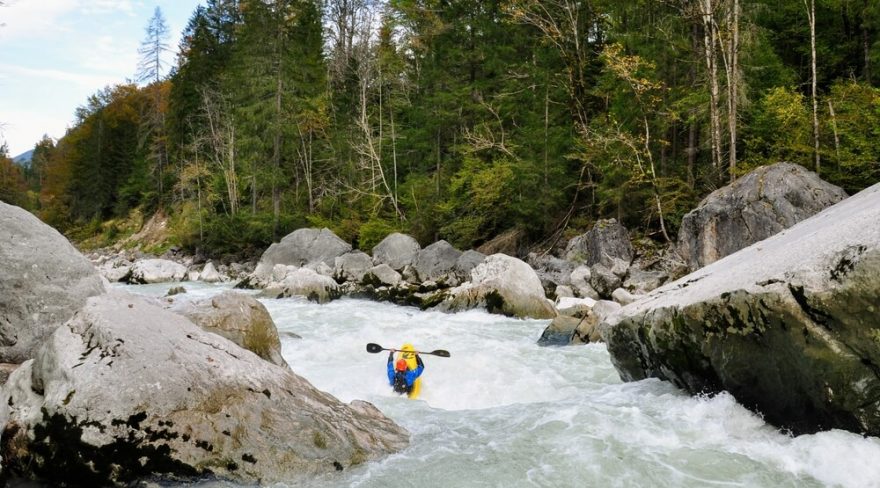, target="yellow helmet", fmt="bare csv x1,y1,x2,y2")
400,343,416,360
